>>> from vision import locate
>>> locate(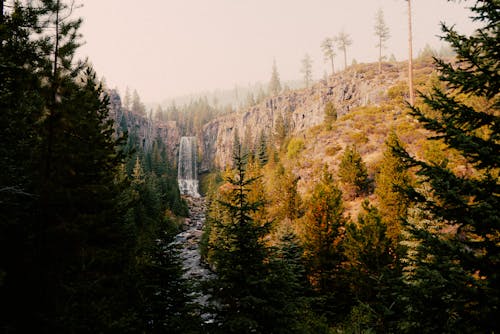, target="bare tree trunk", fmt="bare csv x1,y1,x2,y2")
331,56,334,75
407,0,415,105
